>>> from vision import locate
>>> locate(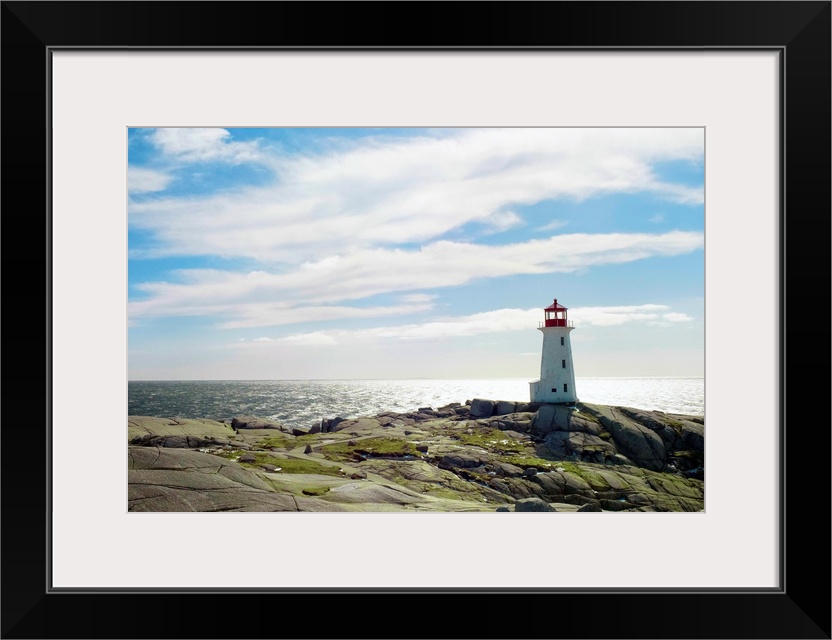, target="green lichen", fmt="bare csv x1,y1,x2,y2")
454,428,526,454
215,450,344,477
301,486,331,496
254,435,294,450
555,461,581,475
500,454,558,470
213,450,241,461
665,419,684,435
575,410,601,424
321,437,420,463
424,487,469,500
671,449,704,466
264,457,345,477
565,466,610,490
